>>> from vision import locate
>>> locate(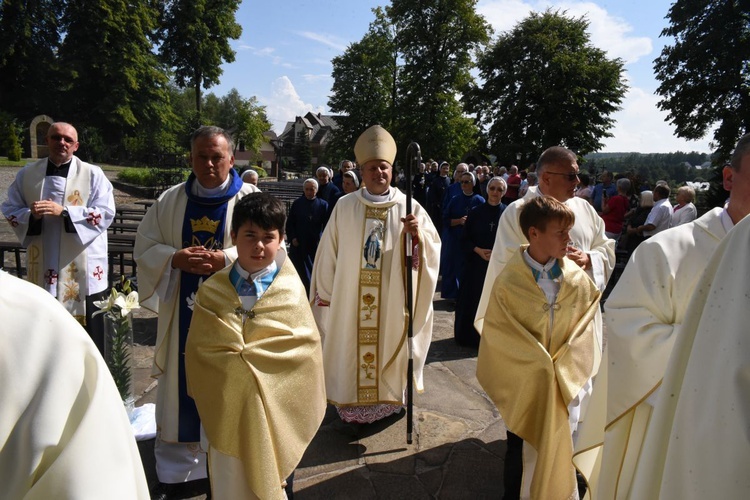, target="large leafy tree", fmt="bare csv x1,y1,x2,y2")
159,0,242,118
654,0,750,206
328,2,489,163
0,0,64,121
388,0,490,161
328,7,397,161
466,10,626,163
211,89,271,155
57,0,172,146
